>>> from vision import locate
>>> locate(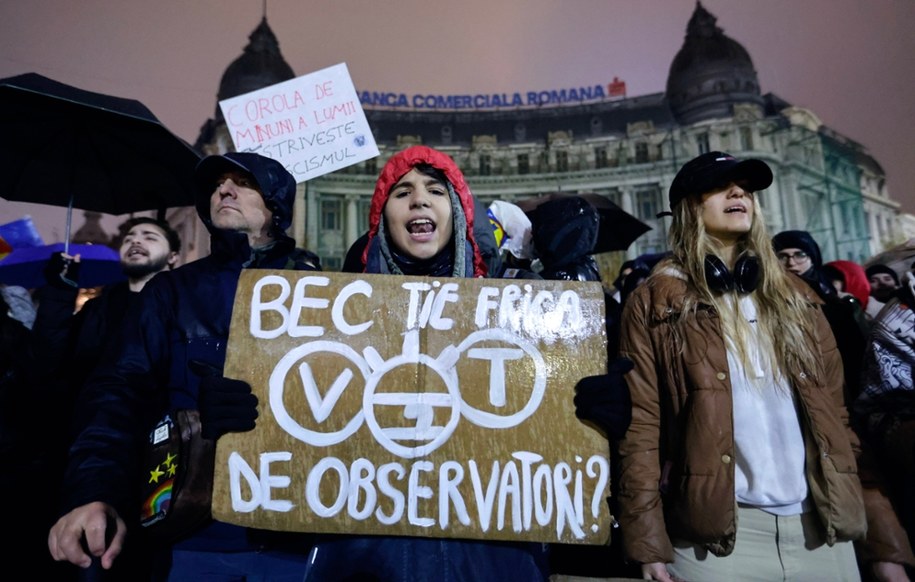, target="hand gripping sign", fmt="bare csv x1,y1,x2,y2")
214,271,611,545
